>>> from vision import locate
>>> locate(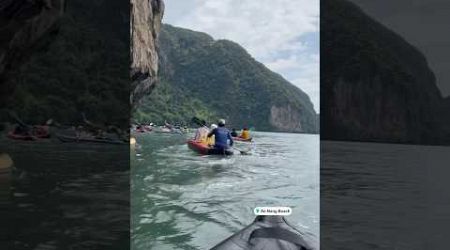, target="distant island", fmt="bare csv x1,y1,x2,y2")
135,24,319,134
